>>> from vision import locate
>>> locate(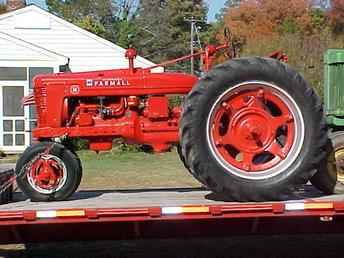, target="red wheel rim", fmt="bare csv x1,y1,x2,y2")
208,82,304,179
27,155,67,194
